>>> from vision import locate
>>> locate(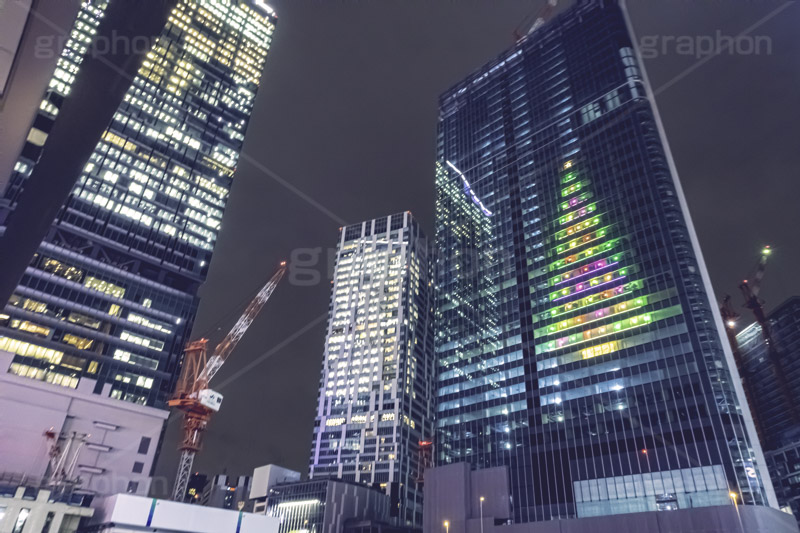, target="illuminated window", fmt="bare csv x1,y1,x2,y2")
63,334,94,350
120,331,164,352
10,320,51,337
41,257,84,281
85,276,126,299
0,337,64,364
67,312,102,330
